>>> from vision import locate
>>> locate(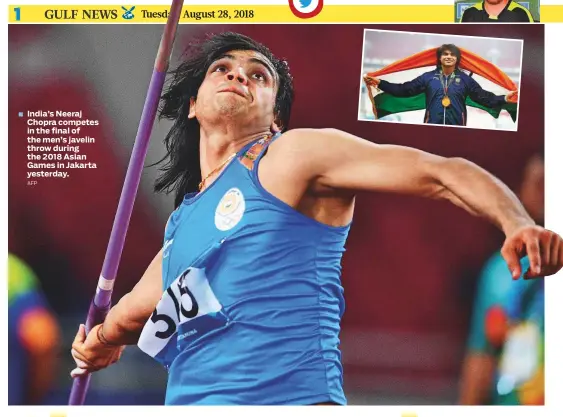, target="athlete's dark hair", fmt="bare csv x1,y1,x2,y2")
436,44,462,69
155,32,294,208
